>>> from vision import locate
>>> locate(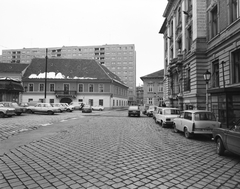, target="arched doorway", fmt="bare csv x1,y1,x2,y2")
60,98,72,104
